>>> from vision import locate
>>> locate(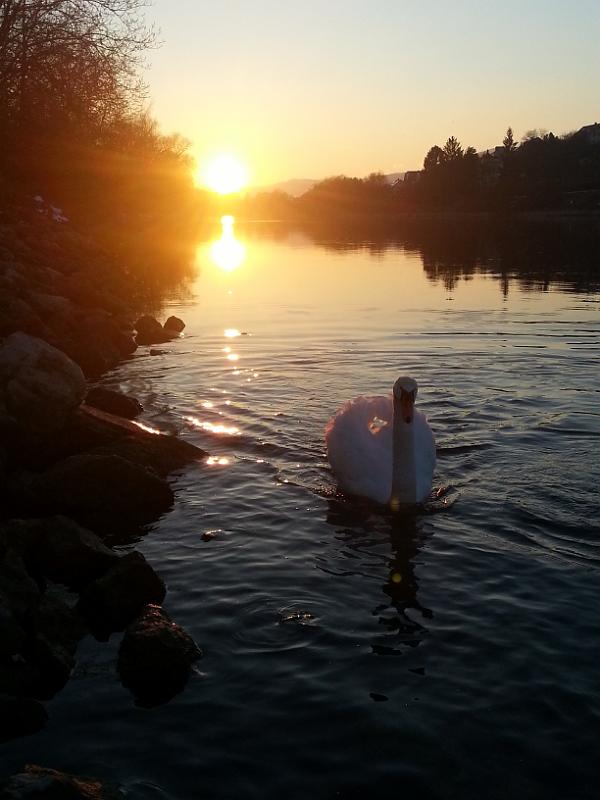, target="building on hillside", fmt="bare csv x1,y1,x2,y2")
403,170,422,184
577,123,600,145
